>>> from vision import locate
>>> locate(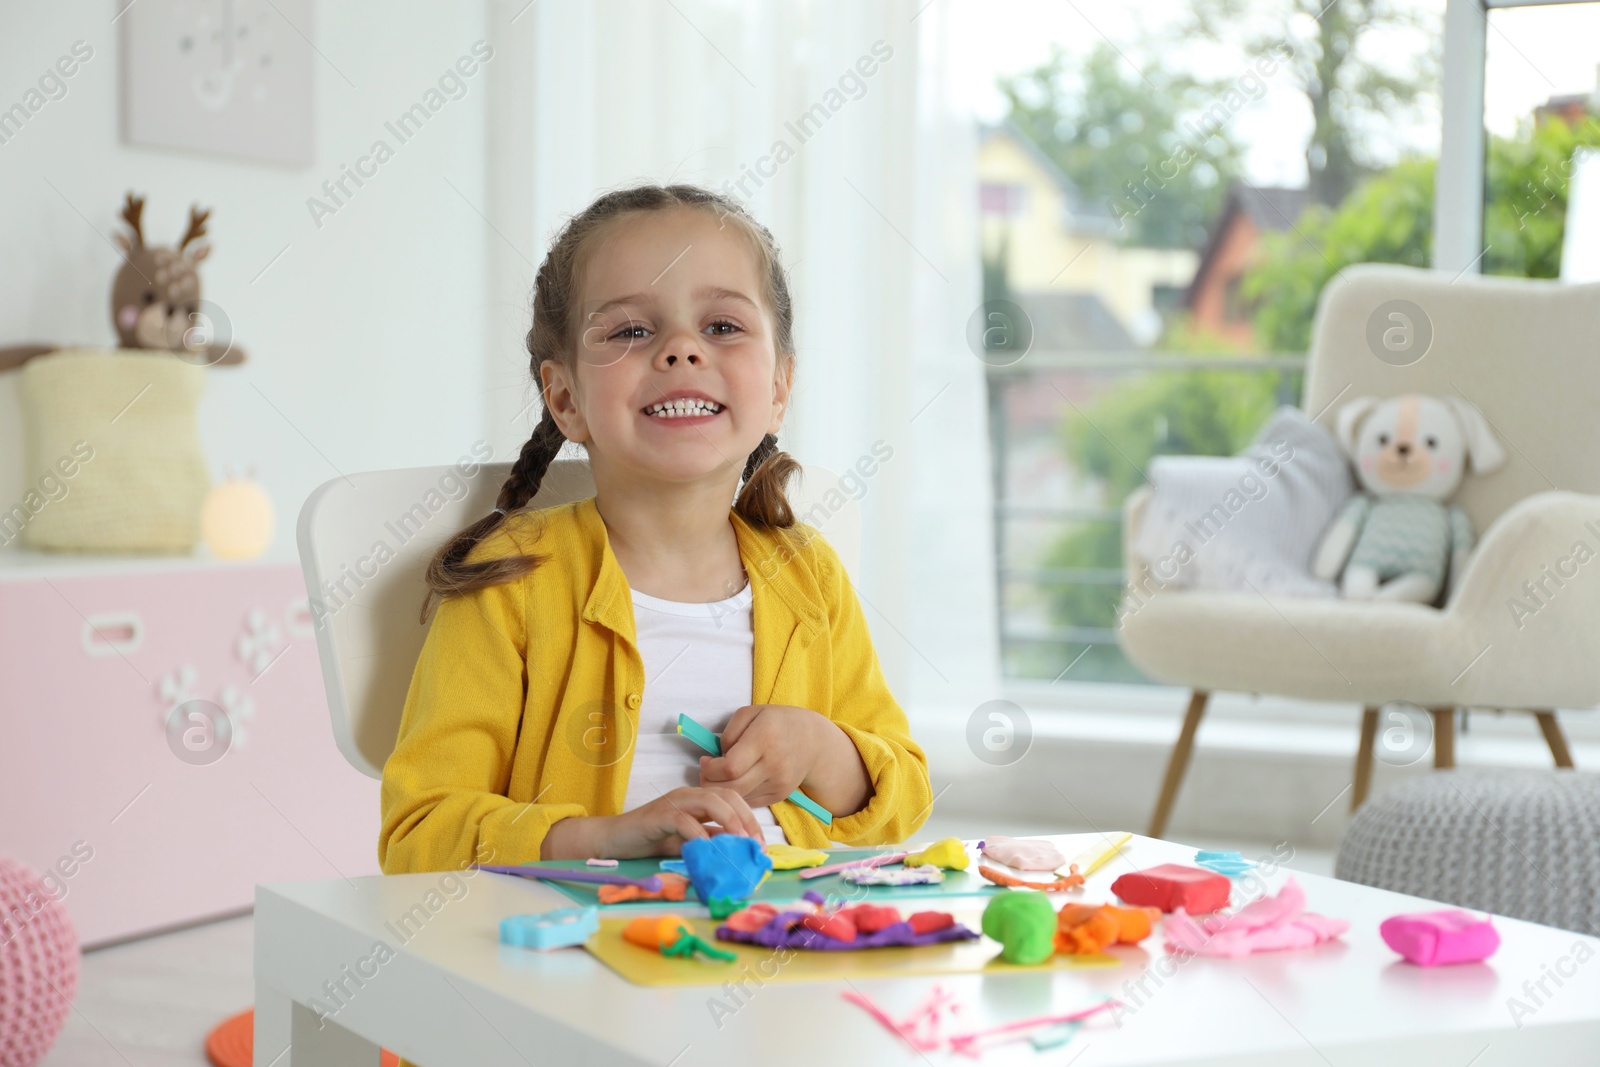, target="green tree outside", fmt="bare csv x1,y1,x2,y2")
1244,113,1600,352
